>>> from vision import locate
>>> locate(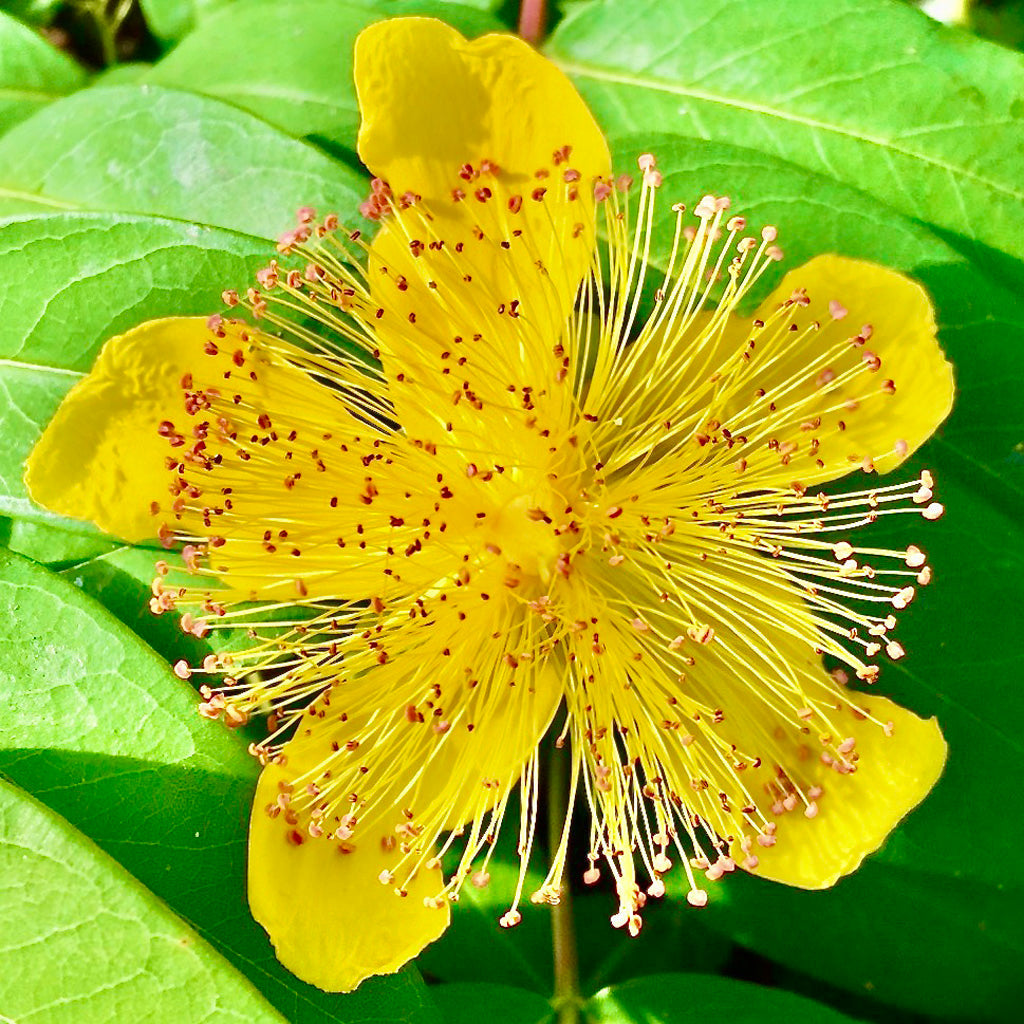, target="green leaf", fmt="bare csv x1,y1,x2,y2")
140,0,202,41
585,974,857,1023
143,0,506,152
548,0,1024,276
0,0,64,27
432,983,556,1024
0,549,440,1023
702,863,1024,1022
574,891,731,996
0,777,289,1024
2,517,119,565
88,61,154,87
0,212,271,526
0,9,86,134
0,85,367,239
617,135,1024,1018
